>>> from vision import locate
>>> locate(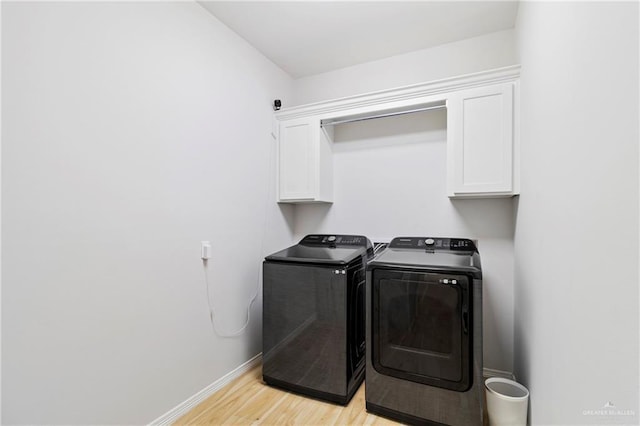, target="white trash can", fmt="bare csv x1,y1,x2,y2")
485,377,529,426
